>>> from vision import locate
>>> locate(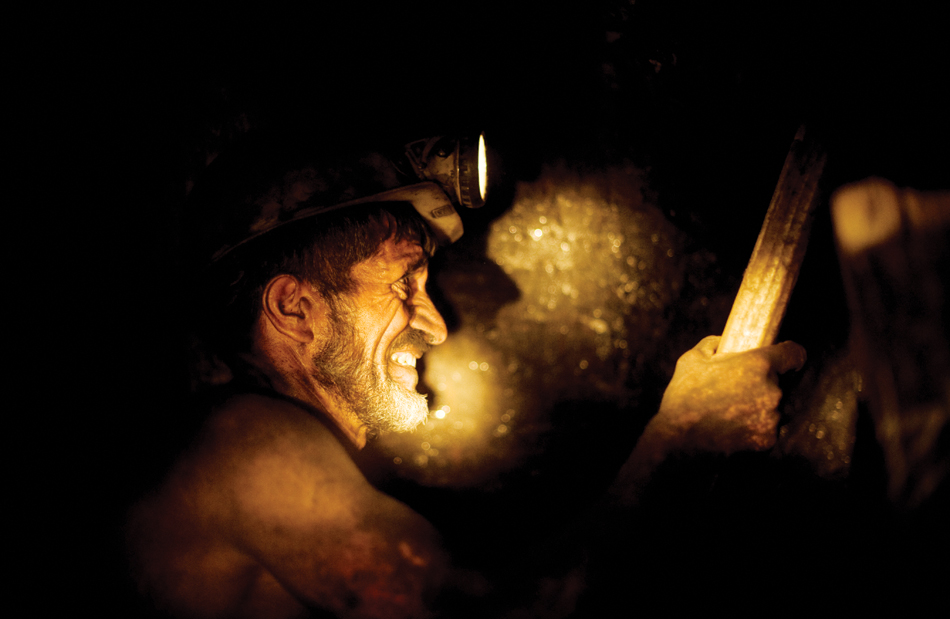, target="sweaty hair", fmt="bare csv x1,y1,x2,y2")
194,202,437,365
